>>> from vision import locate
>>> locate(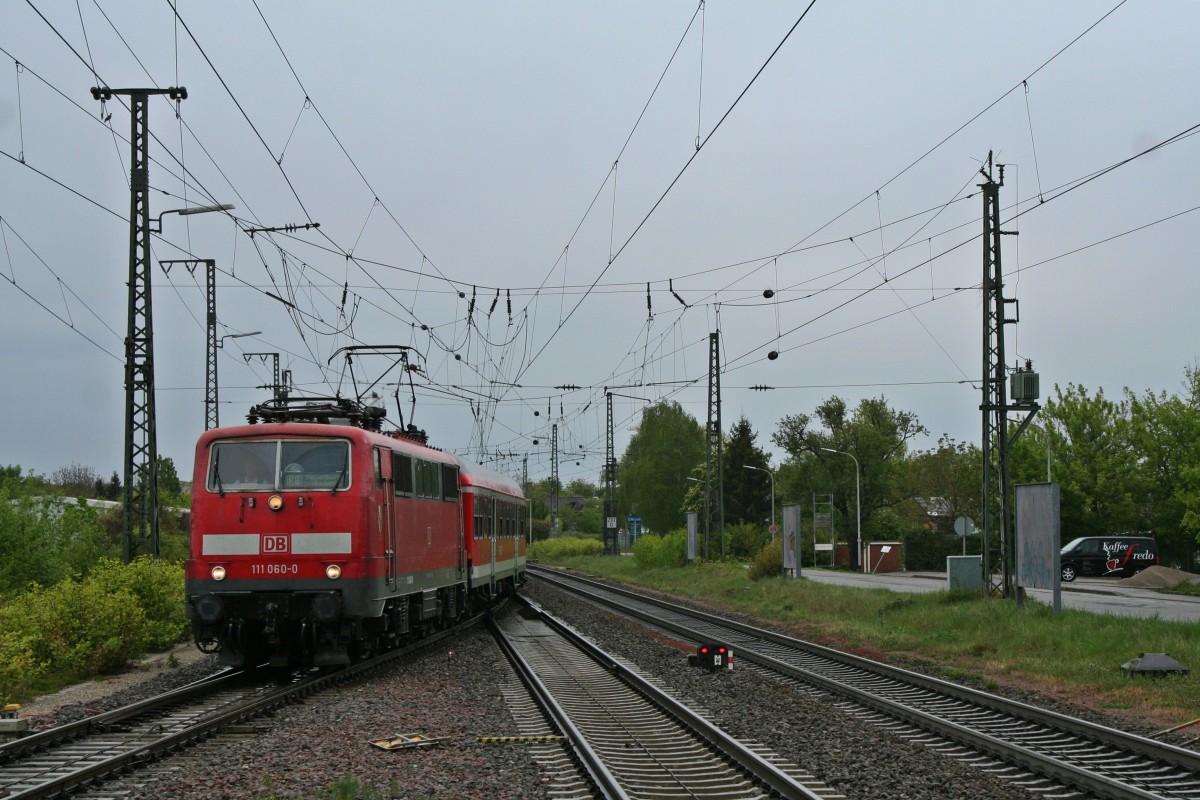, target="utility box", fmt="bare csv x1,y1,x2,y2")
947,555,984,592
0,704,27,738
